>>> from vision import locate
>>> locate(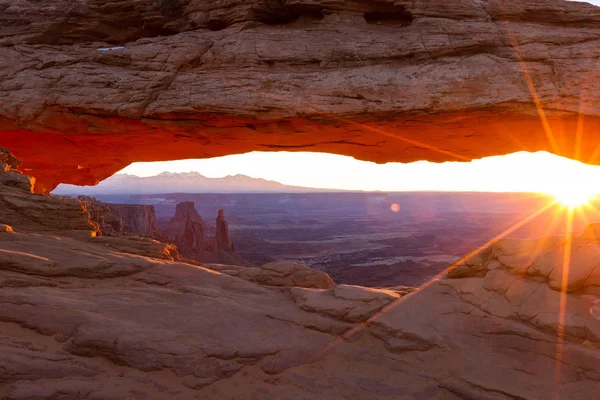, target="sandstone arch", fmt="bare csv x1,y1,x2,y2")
2,0,600,192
